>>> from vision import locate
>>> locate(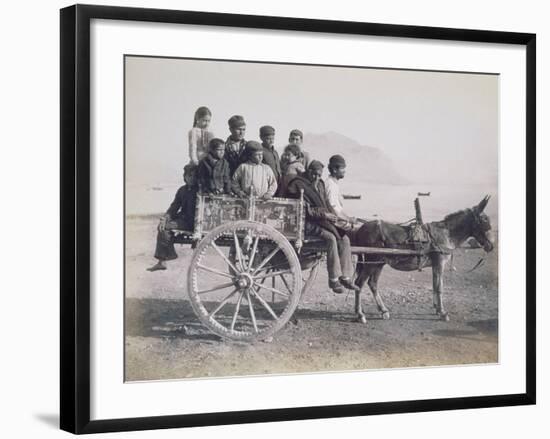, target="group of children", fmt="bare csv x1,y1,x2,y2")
188,106,310,199
148,106,359,295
